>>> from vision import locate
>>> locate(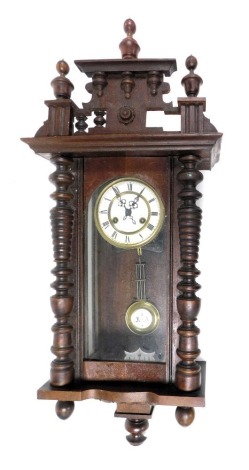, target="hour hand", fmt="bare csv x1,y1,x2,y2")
118,198,126,207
